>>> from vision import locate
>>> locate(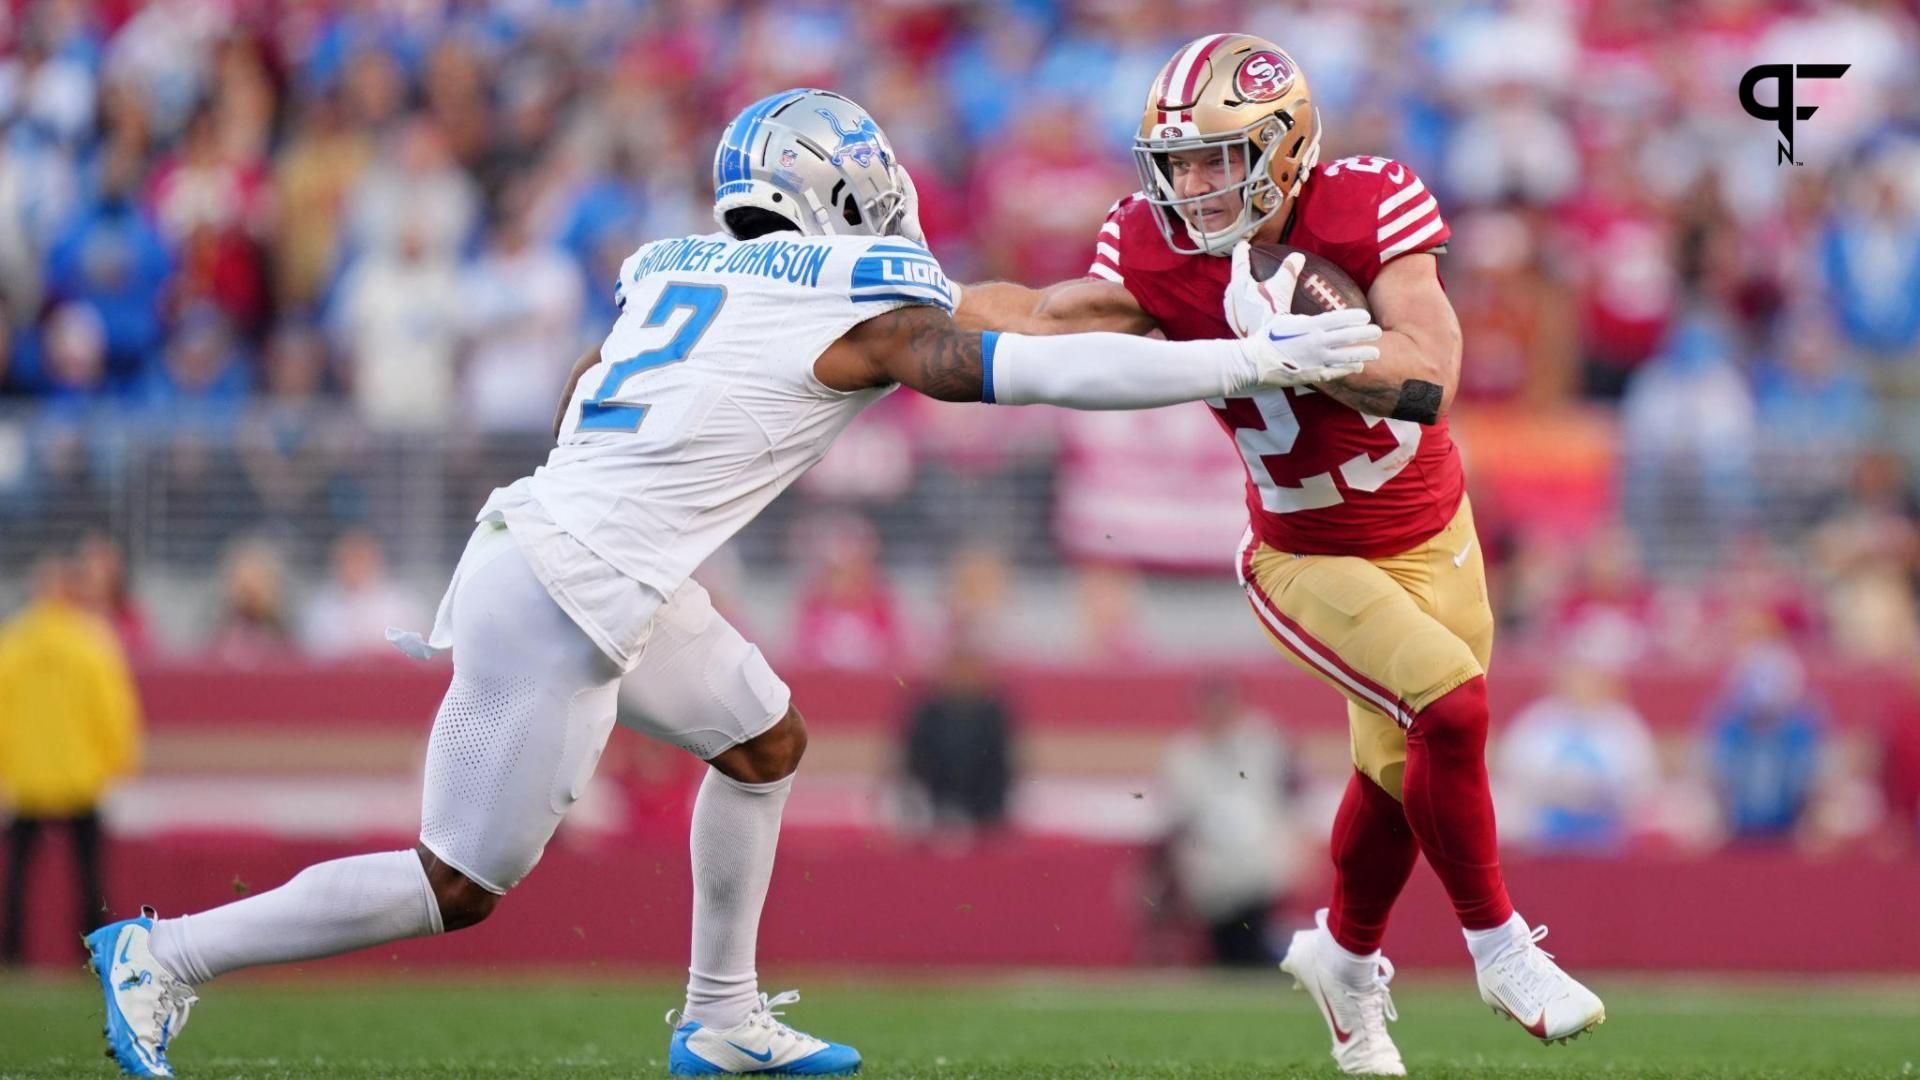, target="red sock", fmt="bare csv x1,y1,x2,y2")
1327,769,1418,955
1402,676,1513,931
